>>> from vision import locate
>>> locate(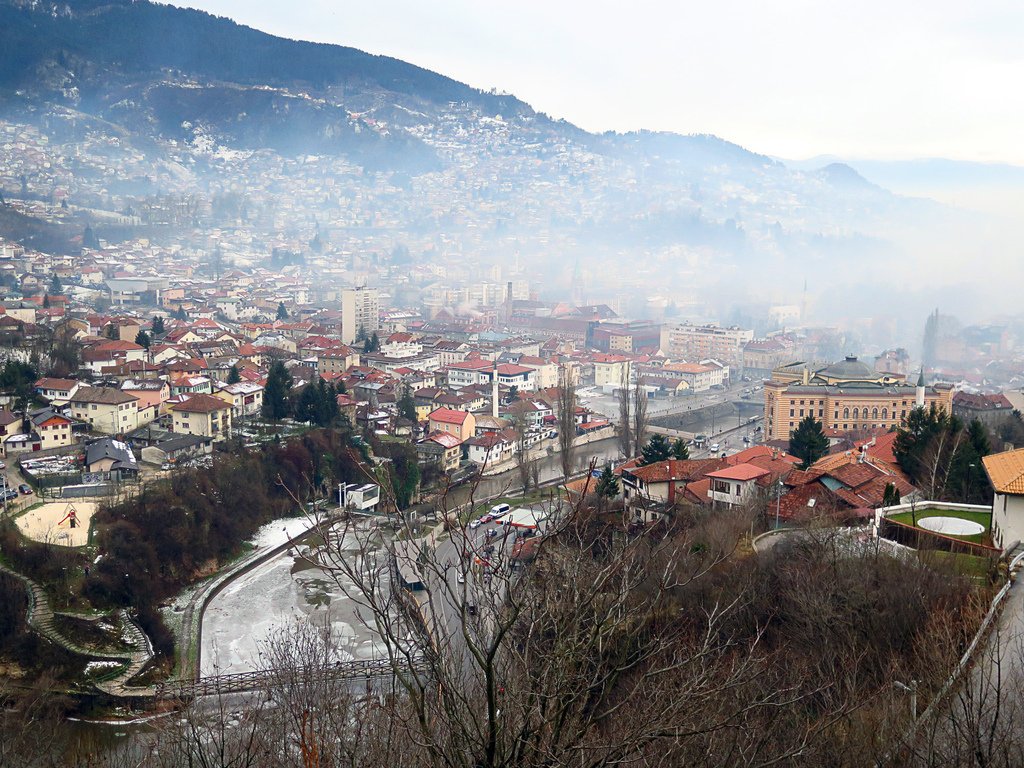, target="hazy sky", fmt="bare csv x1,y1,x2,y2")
172,1,1024,164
